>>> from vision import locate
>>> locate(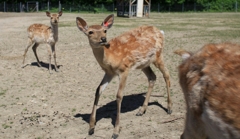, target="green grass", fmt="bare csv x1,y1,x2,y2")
0,89,7,96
